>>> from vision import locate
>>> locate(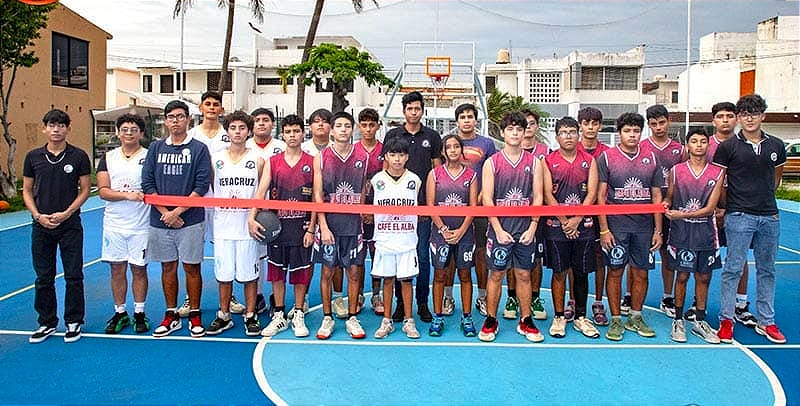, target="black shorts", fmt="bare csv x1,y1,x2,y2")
473,217,488,248
268,243,313,272
661,215,671,241
486,237,536,272
666,246,722,274
534,221,547,264
362,222,375,242
546,239,596,274
602,231,655,270
313,234,365,268
430,241,475,270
